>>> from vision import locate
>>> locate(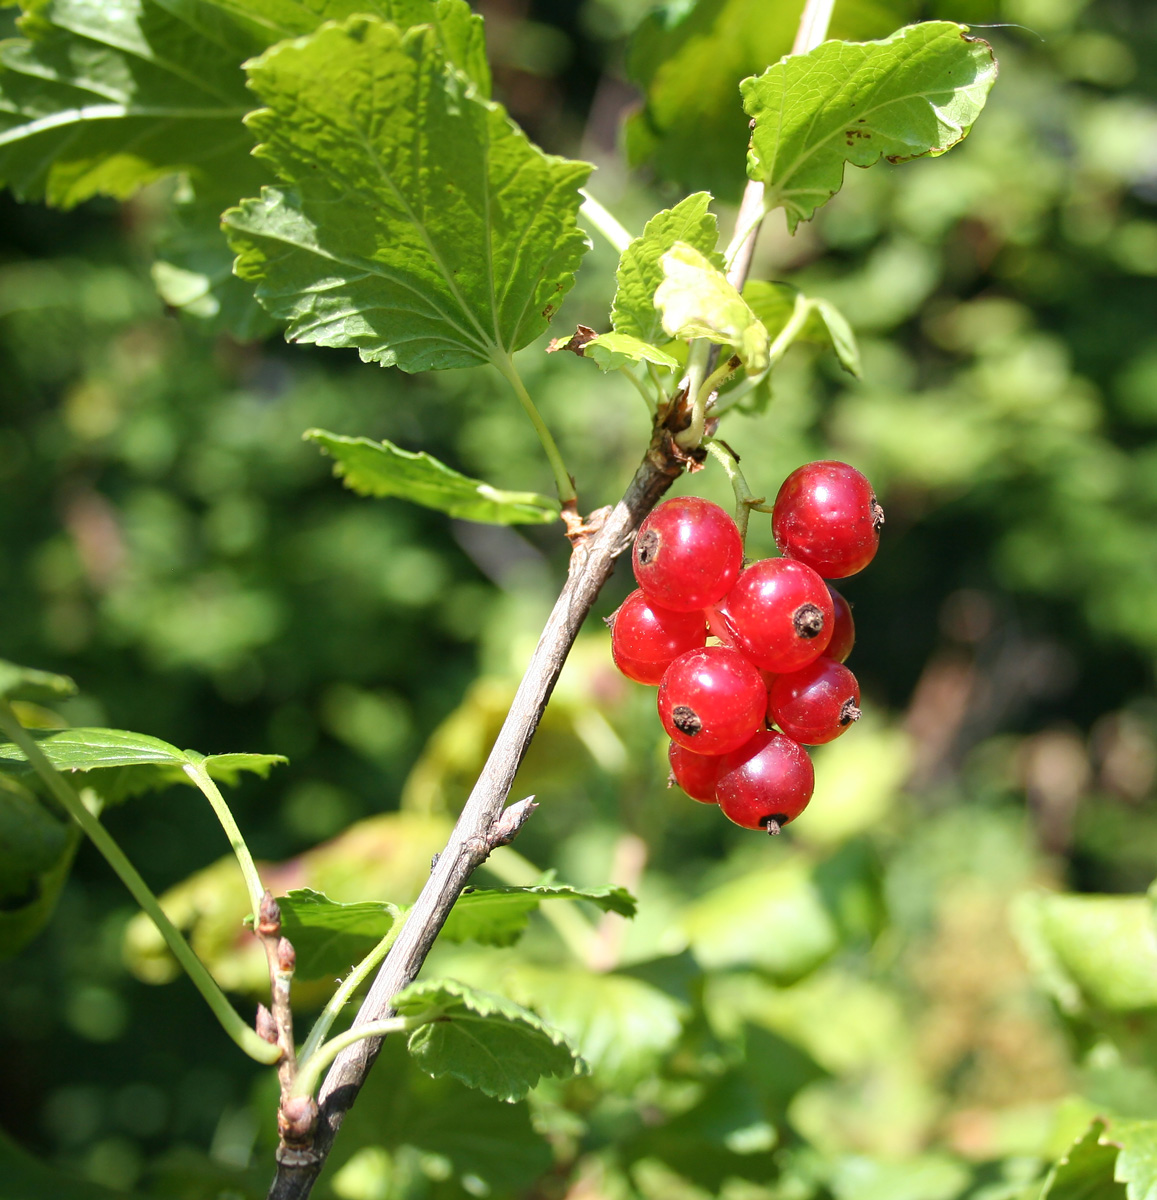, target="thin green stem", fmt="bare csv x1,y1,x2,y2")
619,364,657,412
766,293,814,370
578,190,633,254
0,702,280,1065
706,440,772,546
483,846,596,962
697,356,741,412
294,1015,429,1100
184,763,265,919
674,339,713,449
299,915,405,1067
492,356,576,506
